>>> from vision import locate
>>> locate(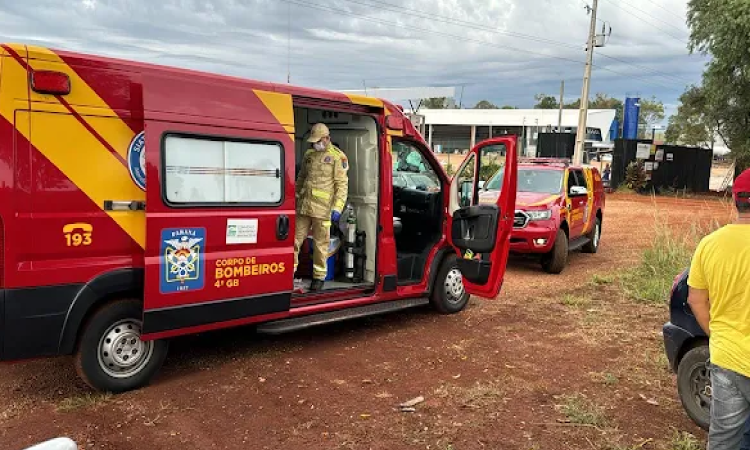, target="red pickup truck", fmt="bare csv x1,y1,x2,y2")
480,159,605,273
